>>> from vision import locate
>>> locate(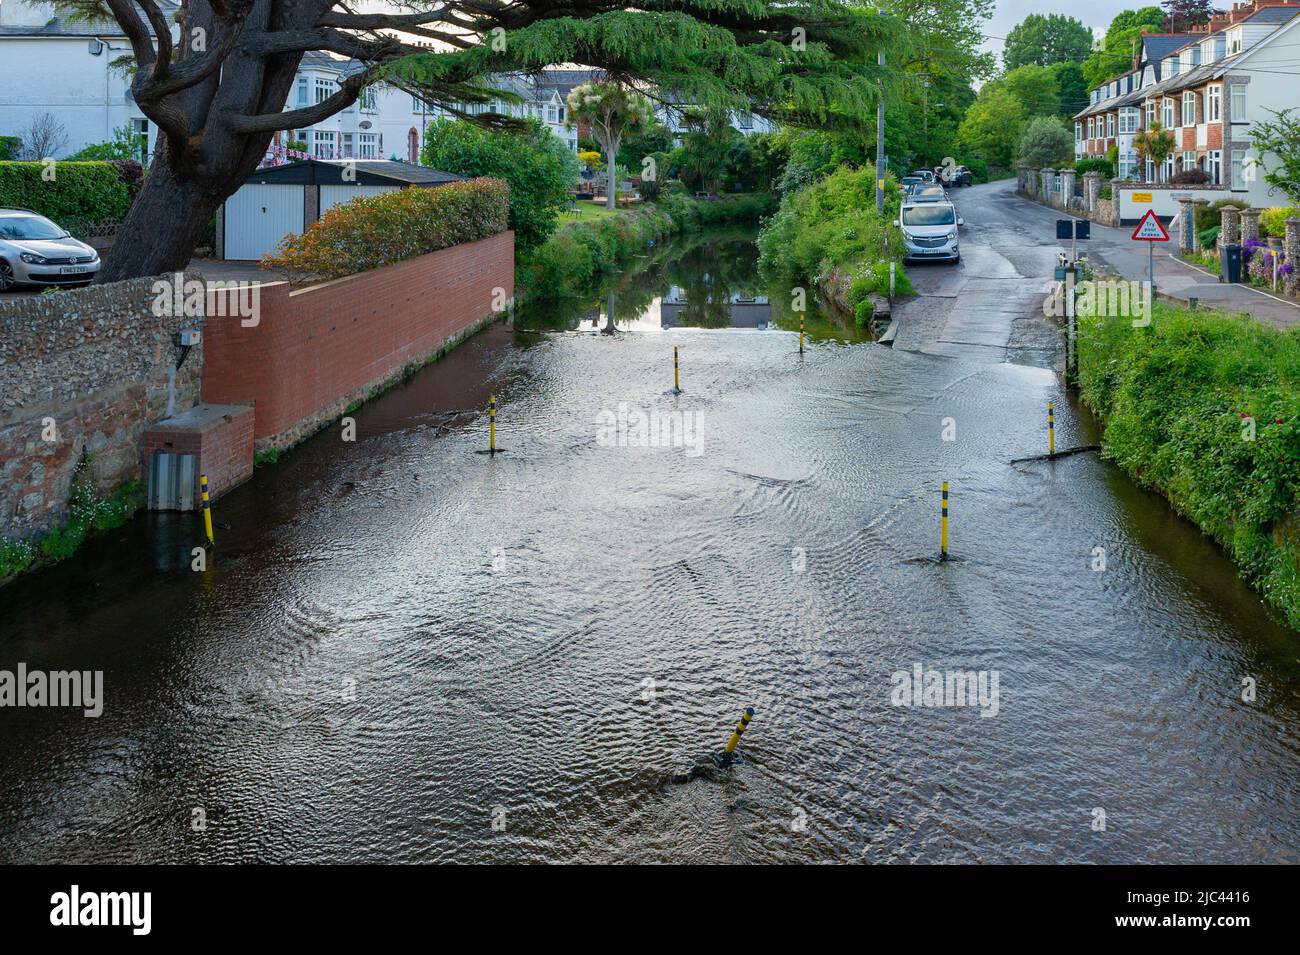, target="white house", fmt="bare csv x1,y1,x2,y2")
0,0,164,159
